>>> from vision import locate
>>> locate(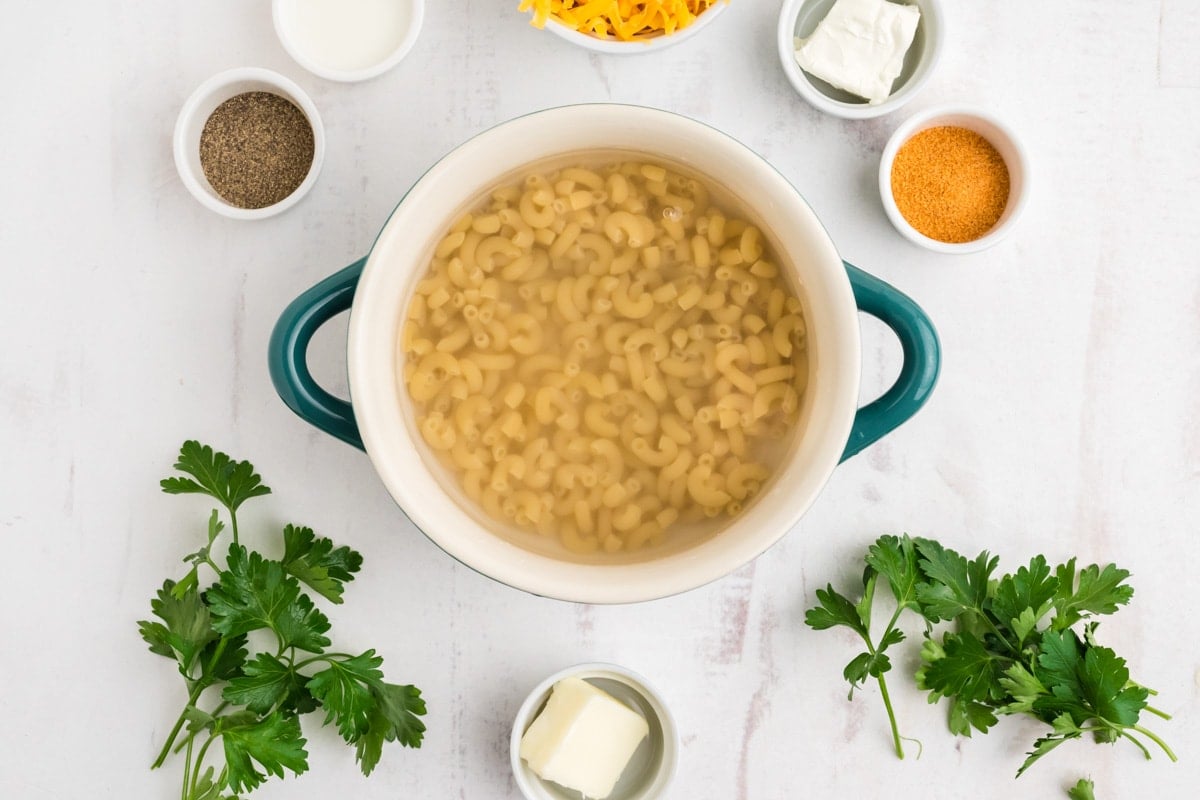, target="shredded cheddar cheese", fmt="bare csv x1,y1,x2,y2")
518,0,723,41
